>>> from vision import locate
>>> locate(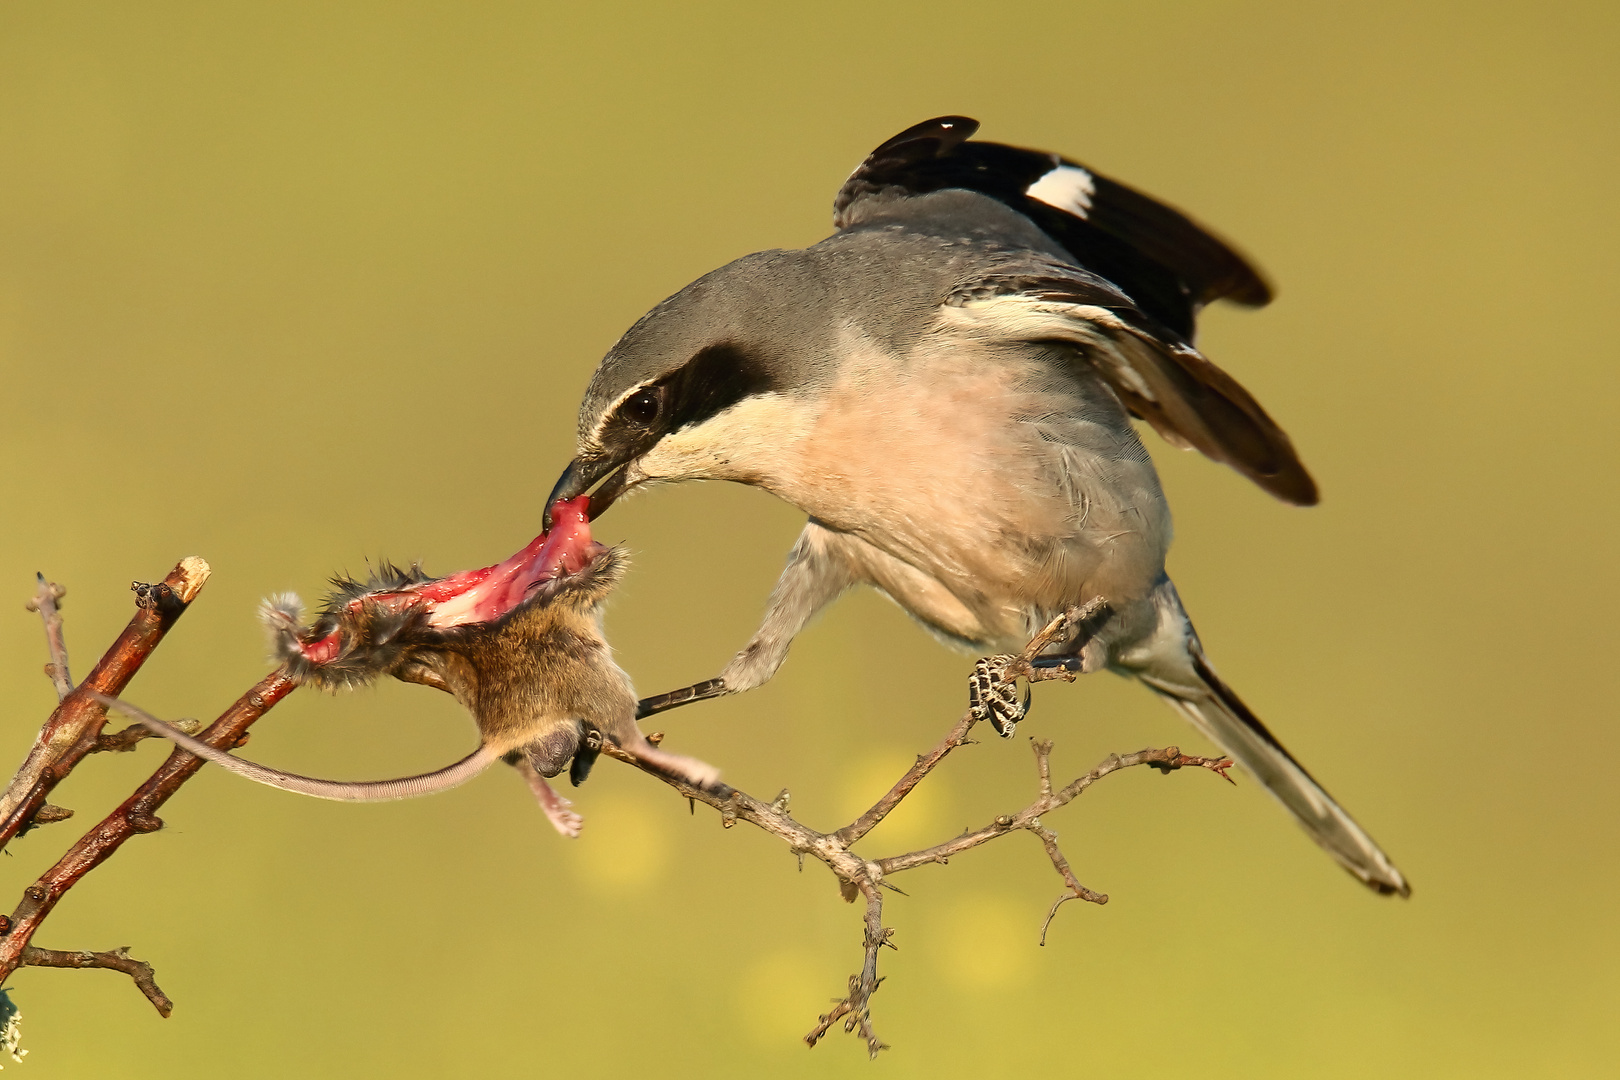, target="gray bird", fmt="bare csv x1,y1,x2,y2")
547,117,1408,896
